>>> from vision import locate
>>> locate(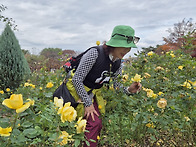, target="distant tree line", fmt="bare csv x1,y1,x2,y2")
24,48,77,72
